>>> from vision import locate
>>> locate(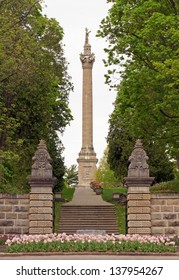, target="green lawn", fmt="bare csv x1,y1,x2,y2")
102,187,127,201
53,187,75,232
102,187,127,234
